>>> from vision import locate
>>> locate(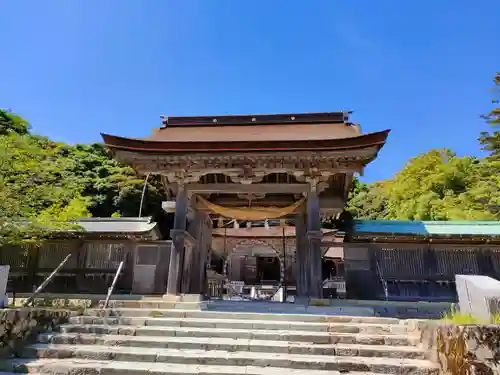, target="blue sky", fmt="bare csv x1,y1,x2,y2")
1,1,499,182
